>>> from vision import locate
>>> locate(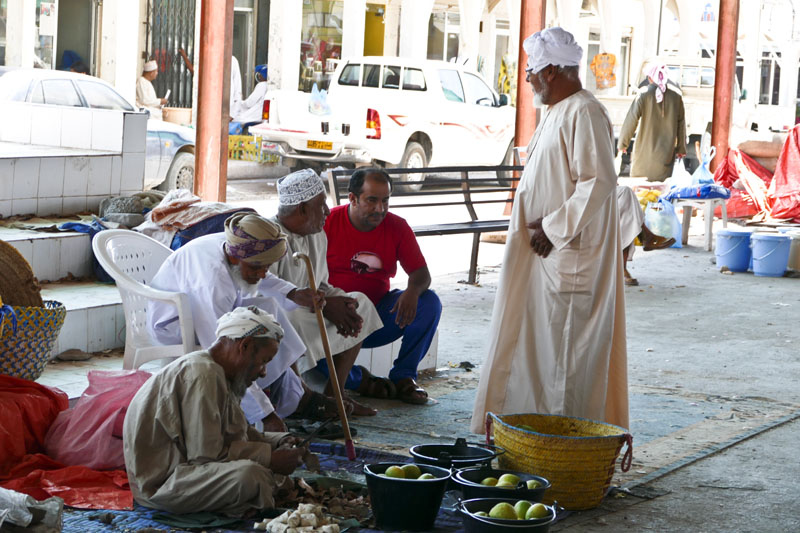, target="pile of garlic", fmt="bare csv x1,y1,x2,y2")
254,503,340,533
